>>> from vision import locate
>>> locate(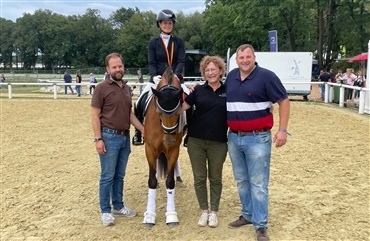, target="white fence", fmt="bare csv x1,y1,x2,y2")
321,81,370,114
2,80,370,115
